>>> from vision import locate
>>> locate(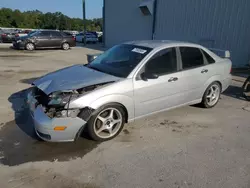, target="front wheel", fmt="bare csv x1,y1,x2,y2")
201,82,221,108
87,104,125,141
25,43,35,51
